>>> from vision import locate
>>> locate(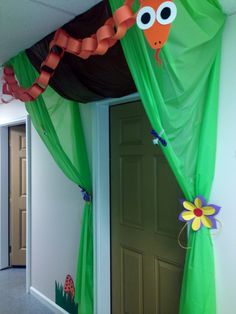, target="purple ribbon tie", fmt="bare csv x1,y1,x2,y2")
81,189,91,202
150,129,167,147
